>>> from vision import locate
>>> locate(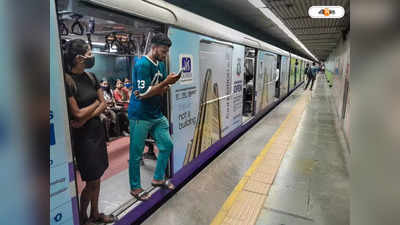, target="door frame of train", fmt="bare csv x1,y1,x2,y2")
288,55,292,93
275,55,282,98
252,48,258,116
163,24,174,179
